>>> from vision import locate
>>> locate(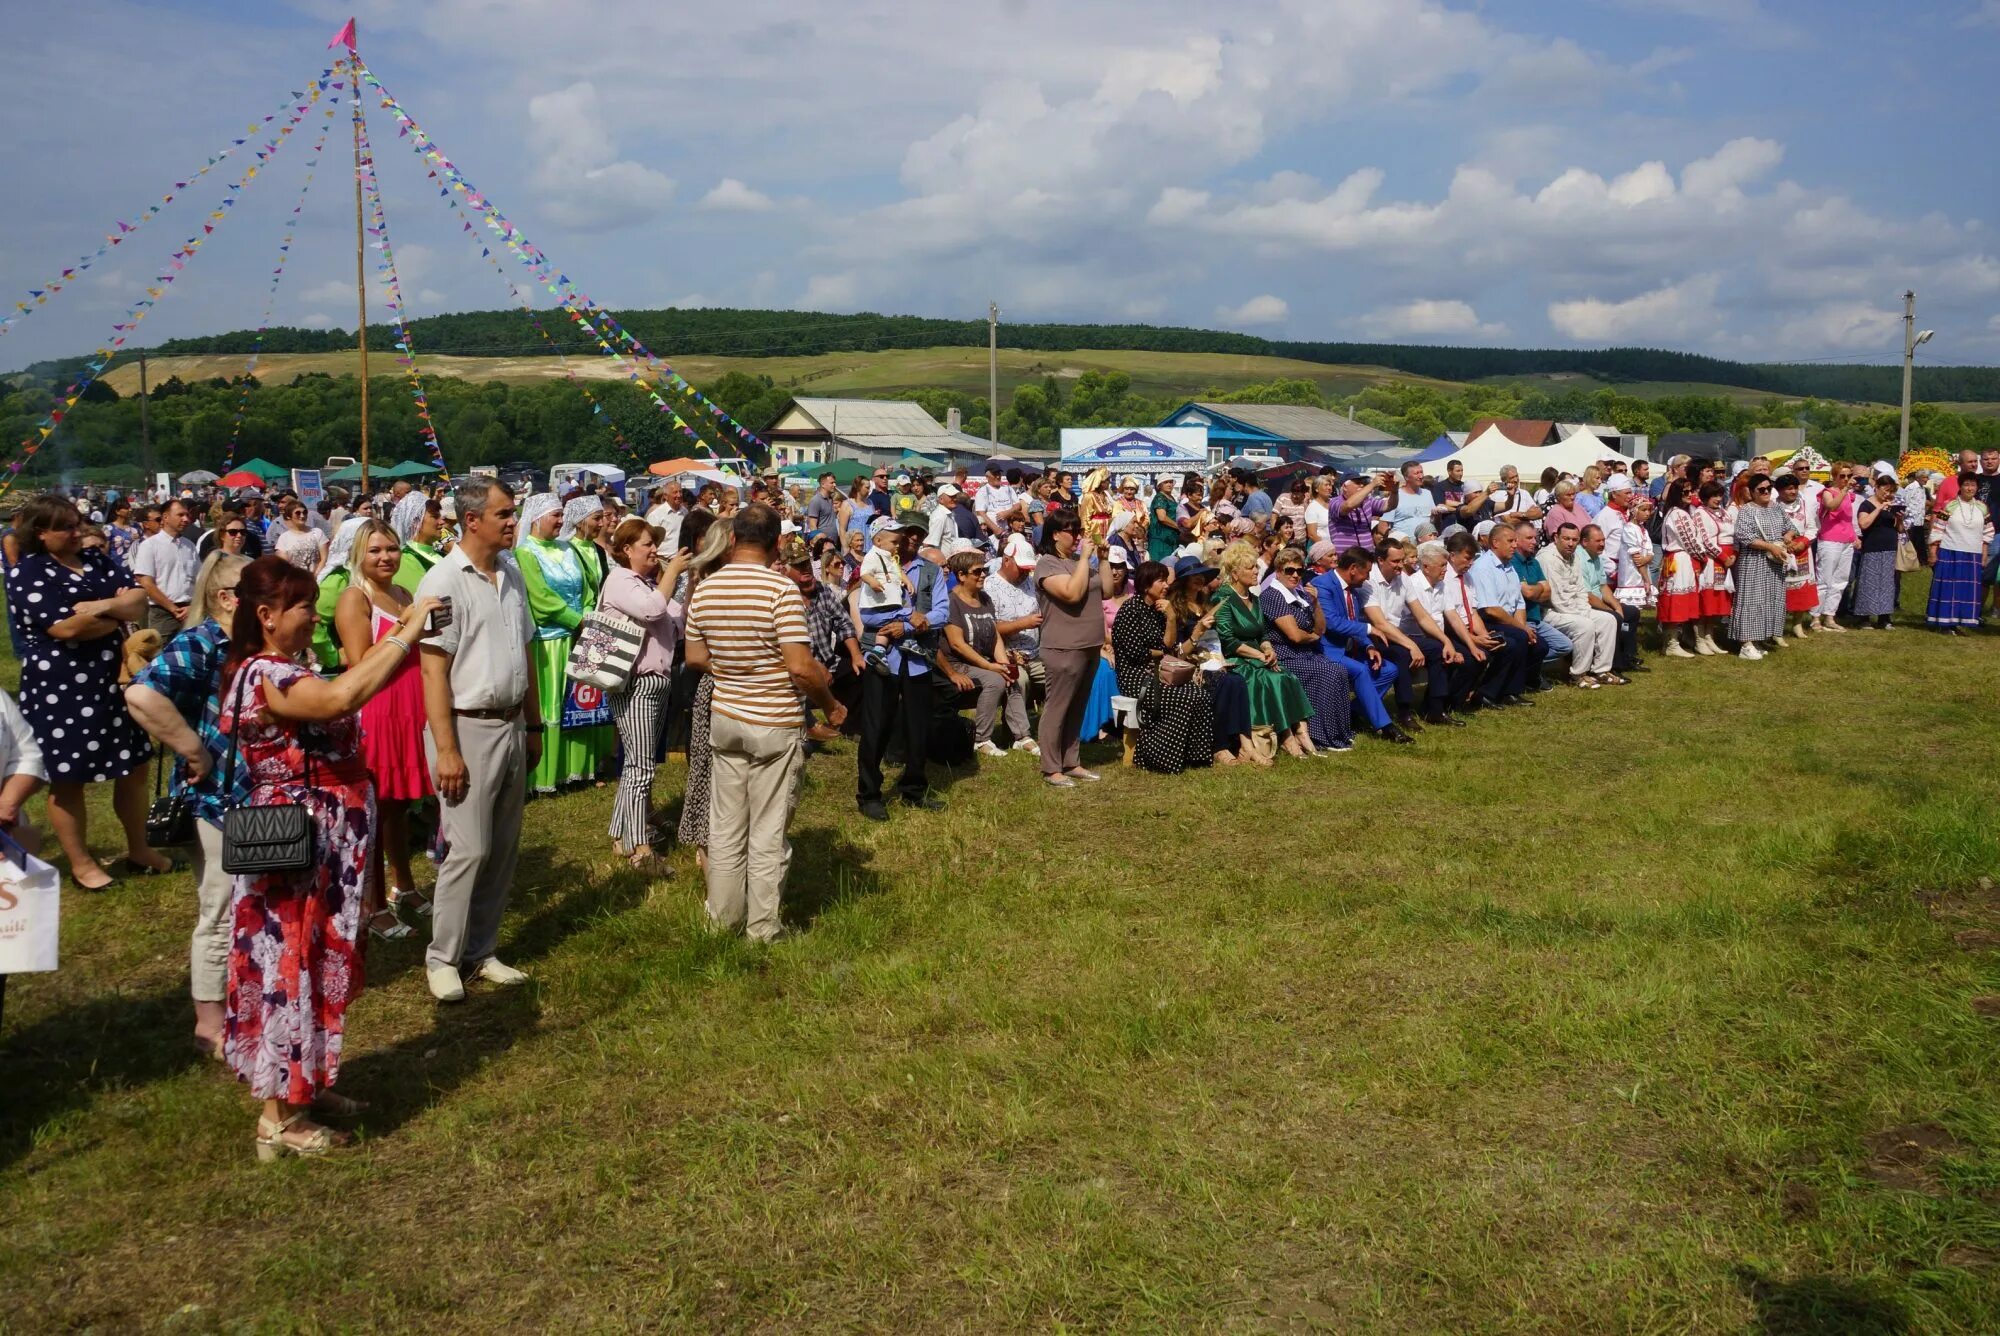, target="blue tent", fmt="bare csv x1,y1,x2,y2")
1412,434,1459,463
